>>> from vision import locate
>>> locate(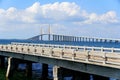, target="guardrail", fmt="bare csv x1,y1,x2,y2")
0,42,120,69
11,42,120,53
